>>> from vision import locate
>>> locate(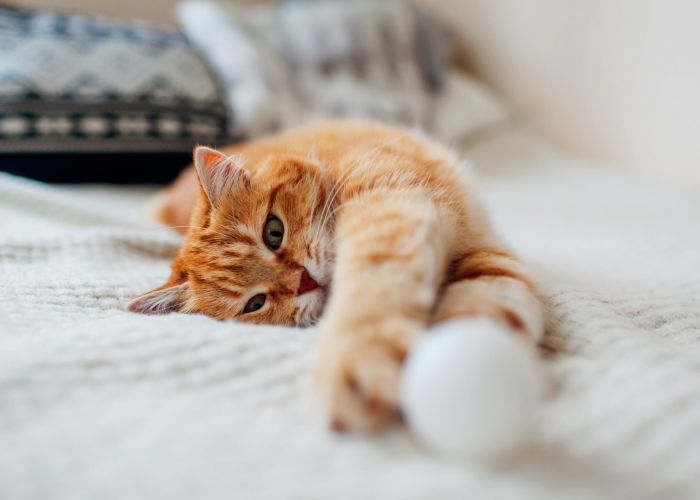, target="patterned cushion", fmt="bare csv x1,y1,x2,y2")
178,0,453,137
0,6,231,157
